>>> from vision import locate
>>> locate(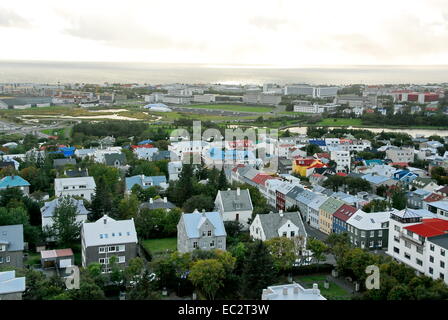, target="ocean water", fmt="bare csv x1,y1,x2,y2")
0,61,447,85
